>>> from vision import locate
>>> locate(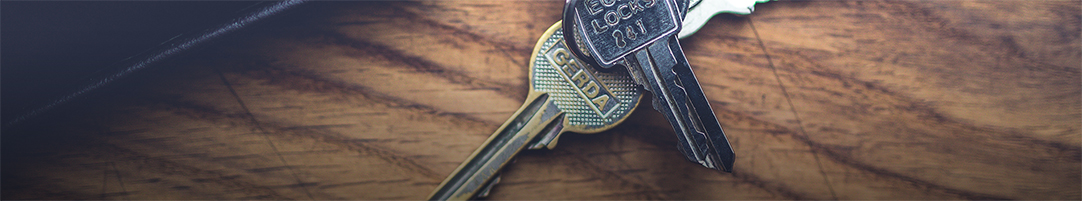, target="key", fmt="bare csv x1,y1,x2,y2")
562,0,735,172
427,21,644,200
678,0,770,38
